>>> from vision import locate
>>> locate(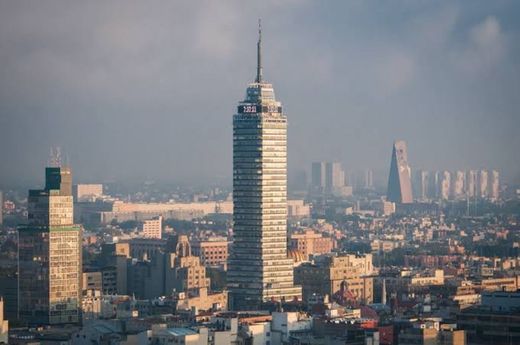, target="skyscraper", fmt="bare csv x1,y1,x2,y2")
325,162,345,193
311,162,327,194
18,162,82,325
227,23,301,310
440,170,451,200
479,170,489,199
386,140,413,203
453,170,466,199
413,169,429,201
467,170,478,198
490,170,500,201
364,169,374,190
